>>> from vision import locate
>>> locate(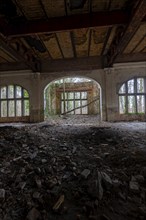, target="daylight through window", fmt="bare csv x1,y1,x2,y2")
61,91,88,114
0,85,30,117
119,78,146,114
